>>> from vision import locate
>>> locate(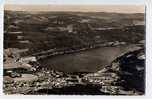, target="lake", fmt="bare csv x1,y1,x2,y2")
39,44,141,73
